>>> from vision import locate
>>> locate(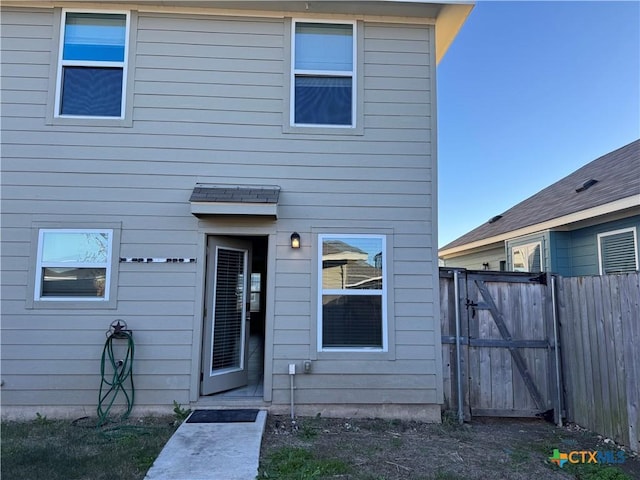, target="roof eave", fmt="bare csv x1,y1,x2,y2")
439,195,640,258
435,3,474,64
